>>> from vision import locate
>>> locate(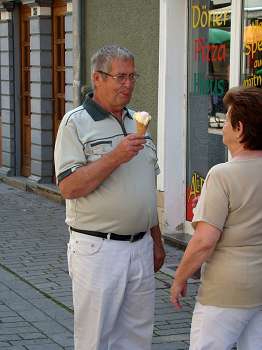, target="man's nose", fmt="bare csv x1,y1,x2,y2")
122,77,134,88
